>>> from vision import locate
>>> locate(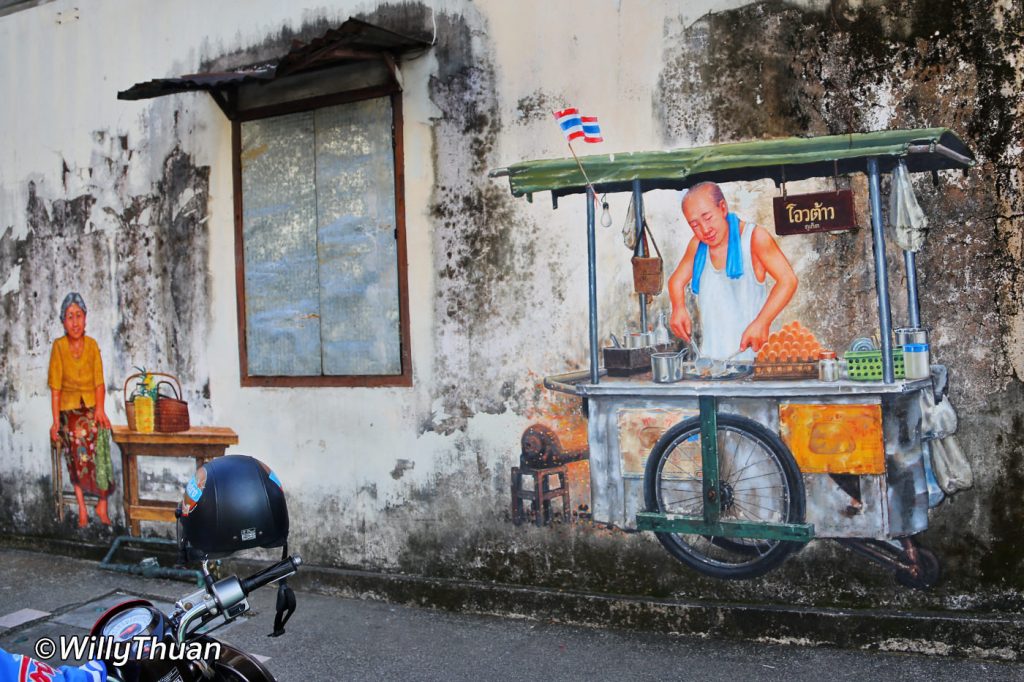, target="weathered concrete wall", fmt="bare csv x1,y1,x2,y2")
1,0,1021,623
